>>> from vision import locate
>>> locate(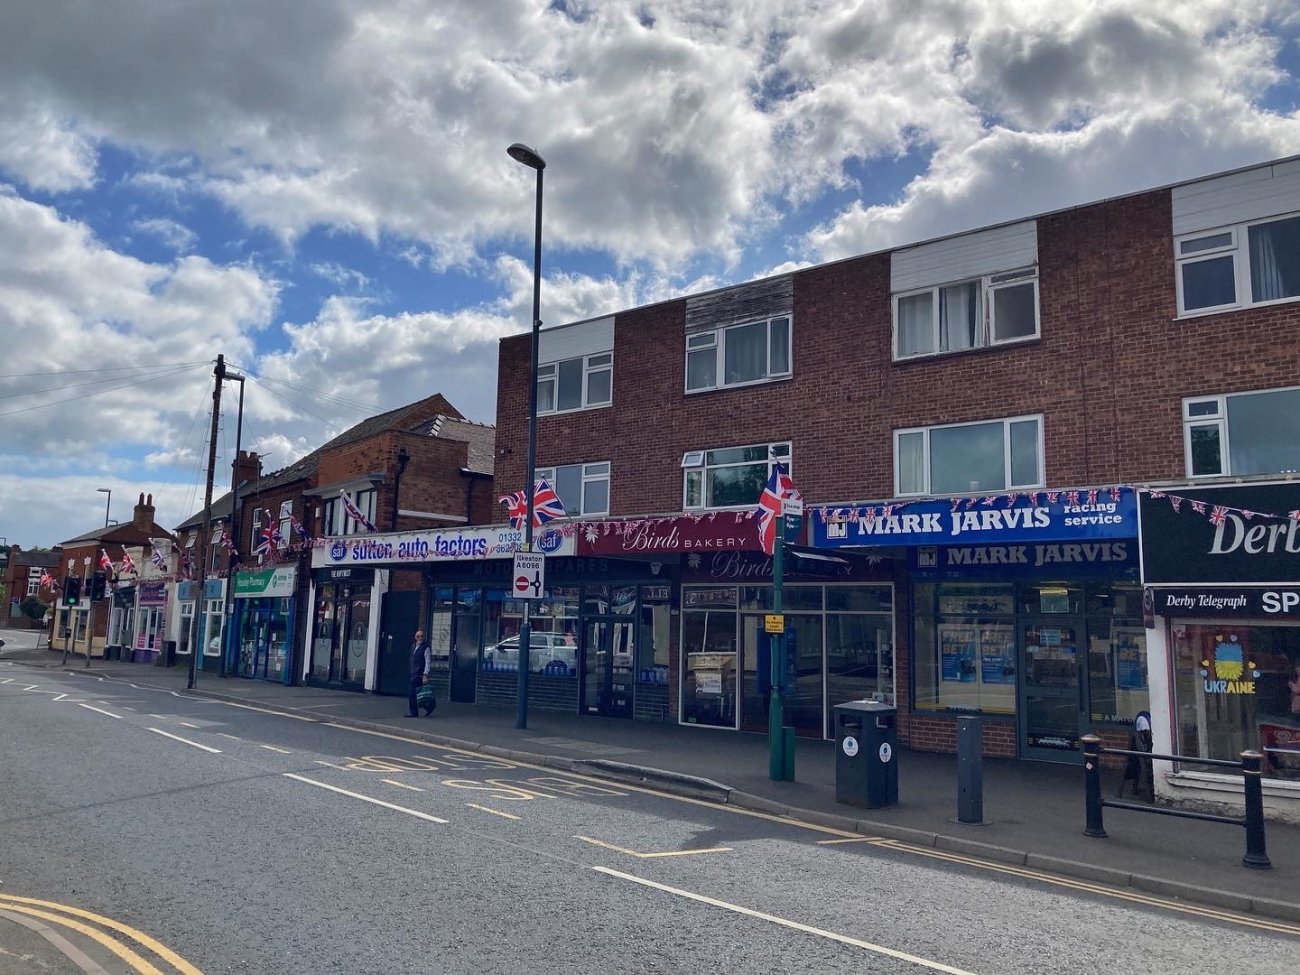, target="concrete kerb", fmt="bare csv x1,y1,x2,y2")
47,668,1300,926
